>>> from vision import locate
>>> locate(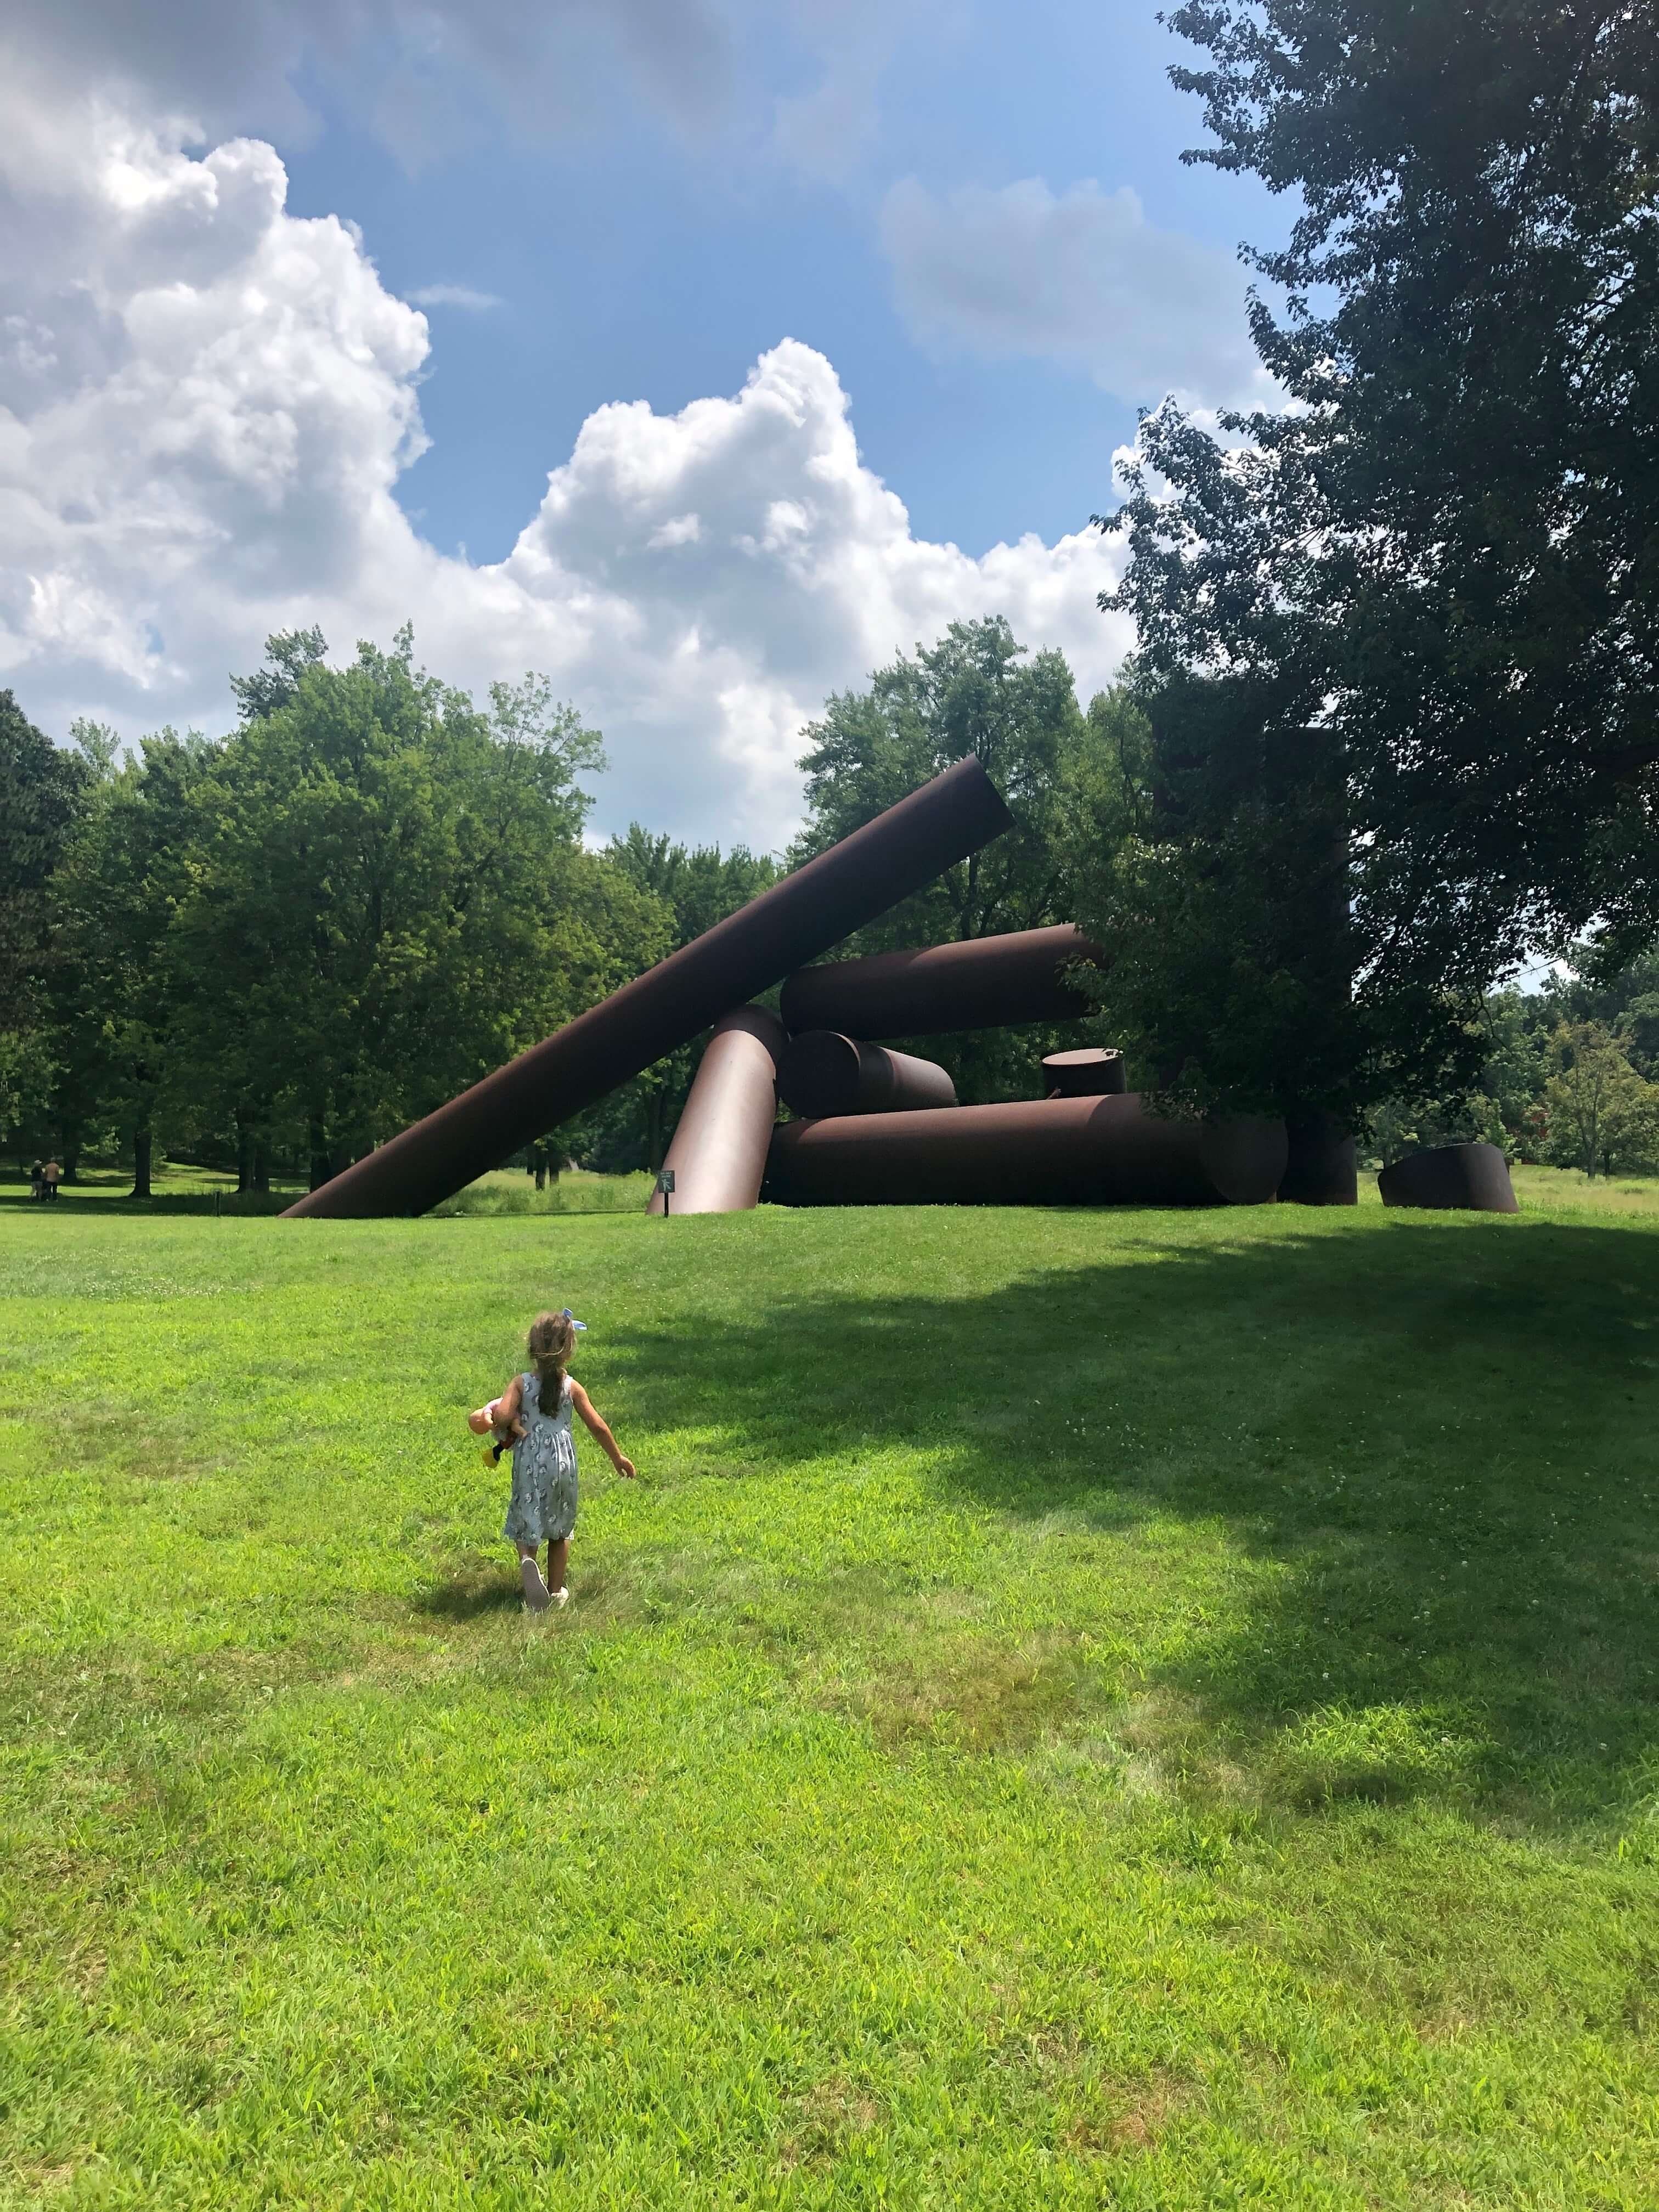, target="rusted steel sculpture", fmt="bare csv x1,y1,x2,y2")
646,1006,786,1216
1042,1047,1125,1097
780,923,1101,1039
1378,1142,1518,1214
284,757,1013,1217
778,1031,957,1119
1278,1109,1358,1205
766,1094,1286,1209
